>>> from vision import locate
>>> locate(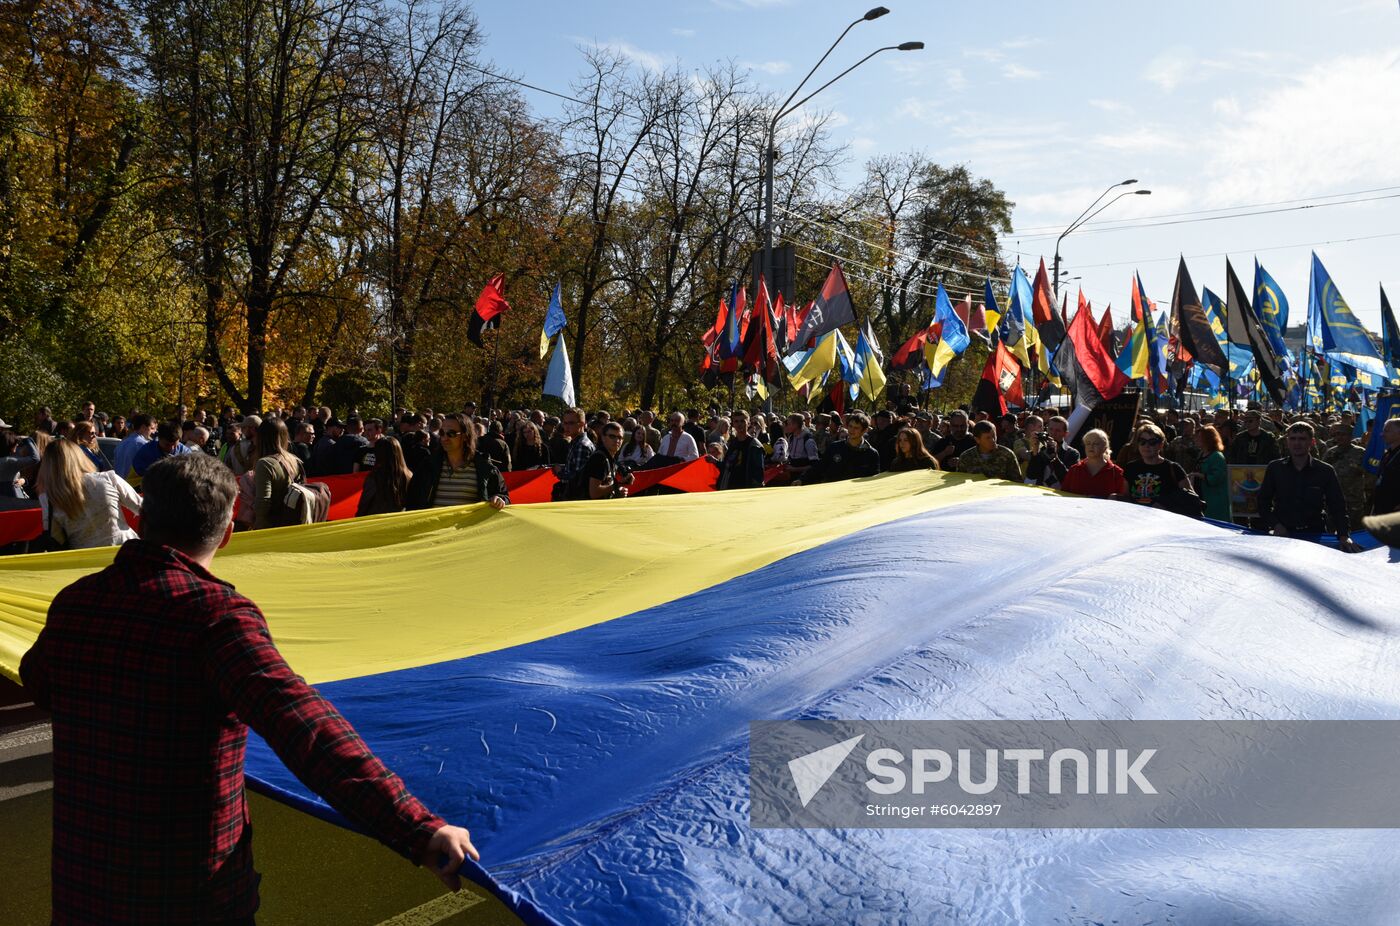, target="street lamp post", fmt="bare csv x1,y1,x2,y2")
761,9,921,301
1052,180,1148,299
